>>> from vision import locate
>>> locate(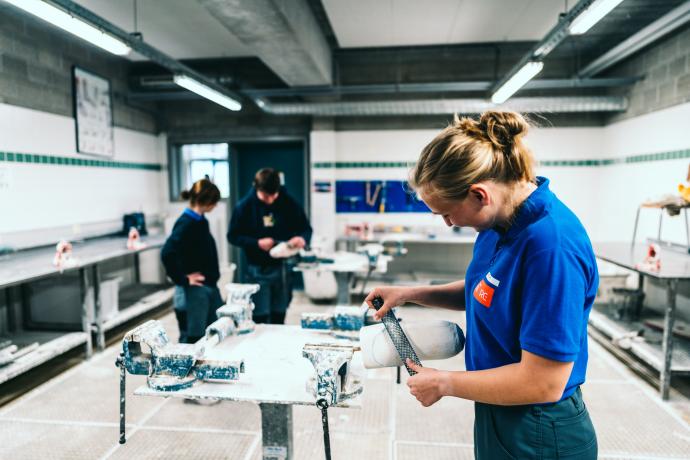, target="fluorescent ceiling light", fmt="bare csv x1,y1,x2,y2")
491,61,544,104
3,0,131,56
174,75,242,111
569,0,625,35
